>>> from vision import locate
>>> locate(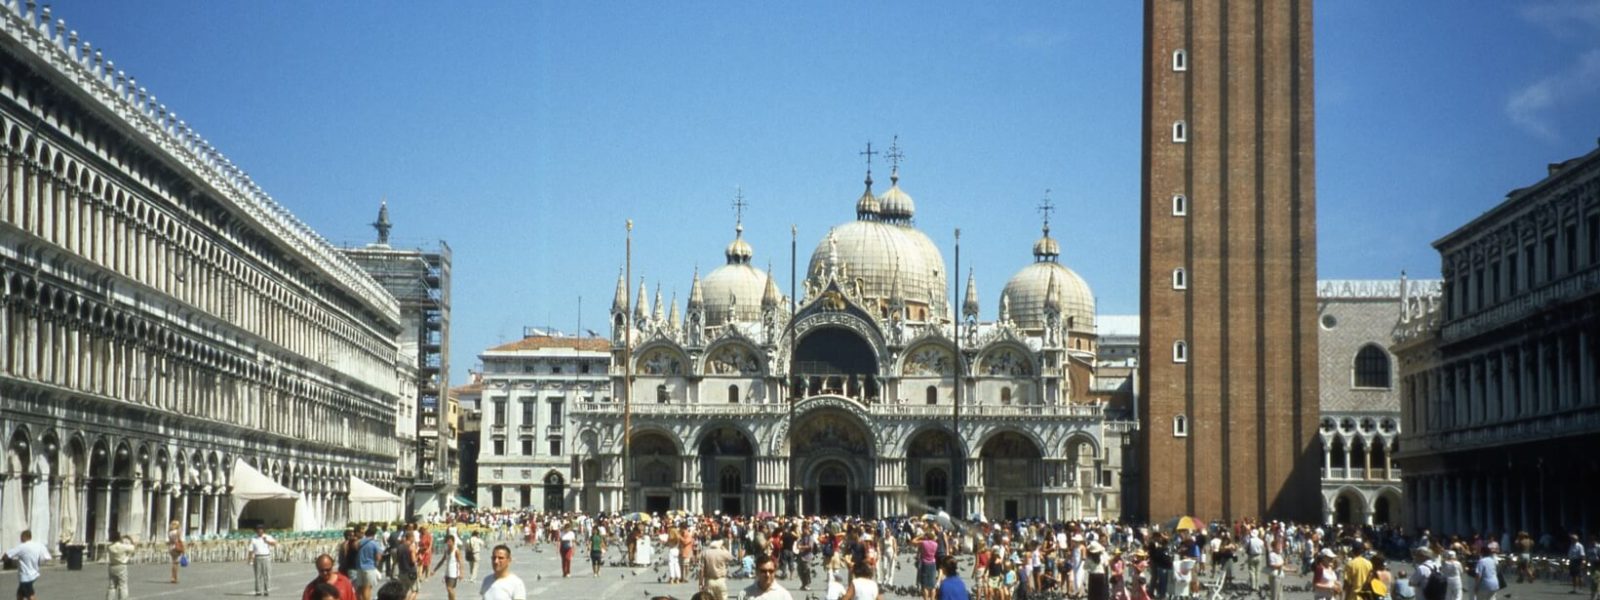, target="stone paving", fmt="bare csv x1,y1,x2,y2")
4,542,1592,600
